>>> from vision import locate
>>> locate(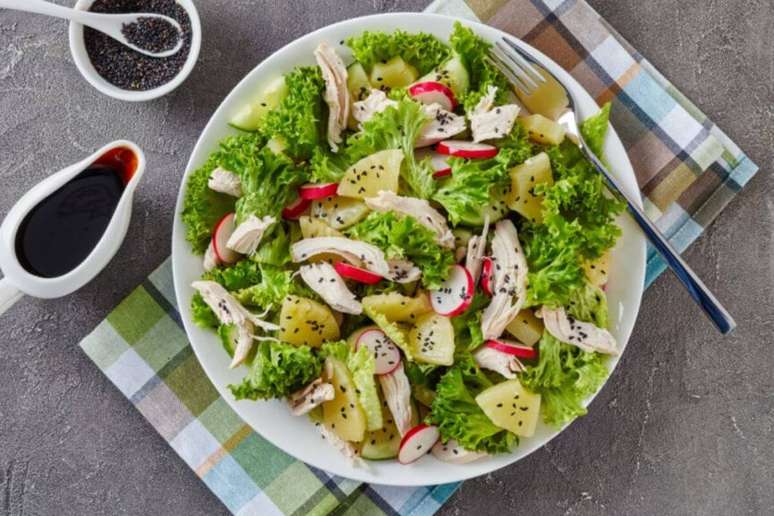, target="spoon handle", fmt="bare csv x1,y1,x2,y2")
0,0,89,23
